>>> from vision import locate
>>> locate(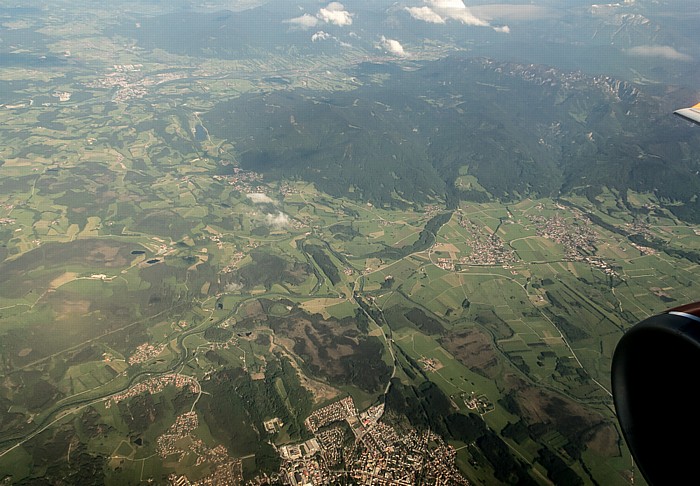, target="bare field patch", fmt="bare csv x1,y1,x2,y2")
271,335,341,404
50,272,79,289
506,374,618,450
55,299,91,319
440,328,500,378
263,306,391,393
586,422,620,457
300,298,346,318
433,242,460,254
